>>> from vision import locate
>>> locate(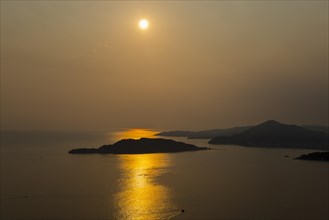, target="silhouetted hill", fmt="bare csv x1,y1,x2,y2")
157,124,328,140
157,126,253,139
301,125,328,133
209,120,328,149
68,138,209,154
295,152,329,161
